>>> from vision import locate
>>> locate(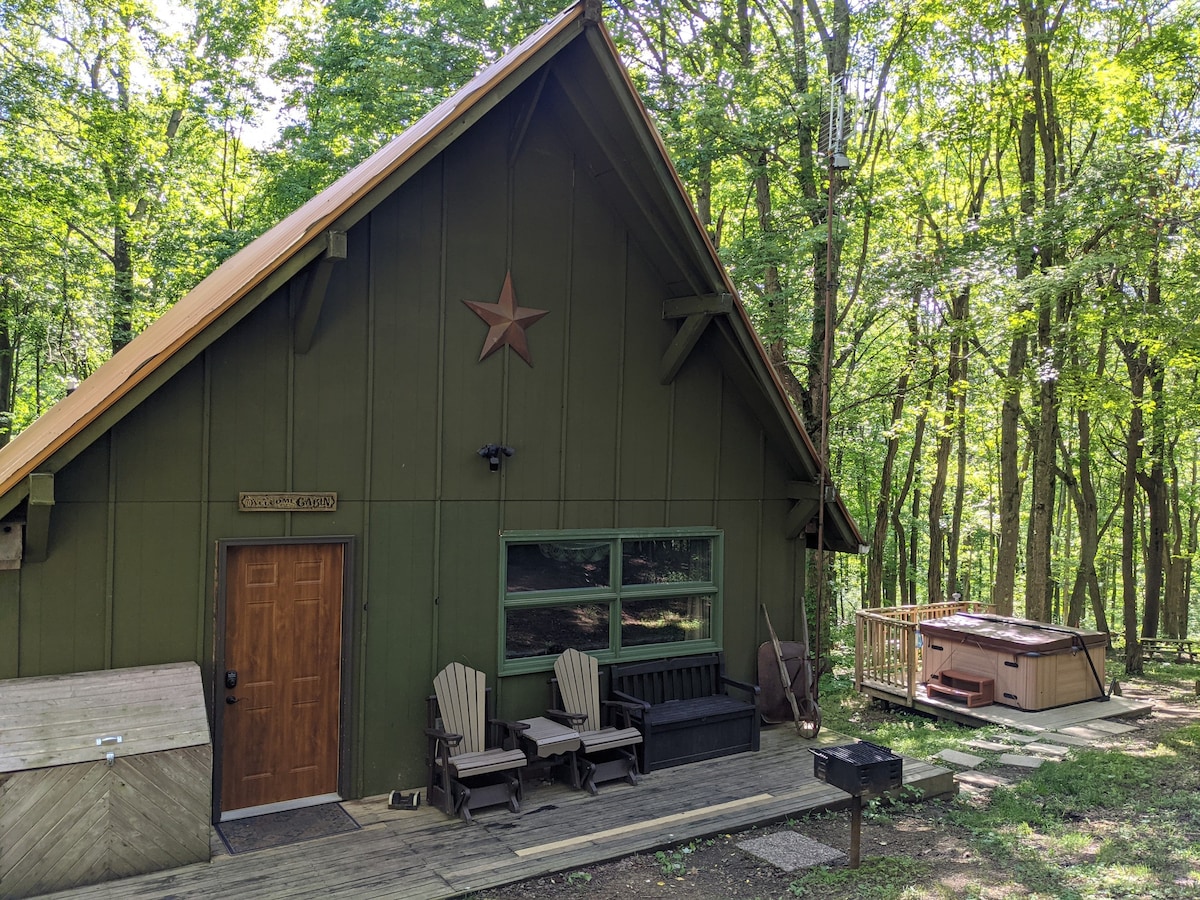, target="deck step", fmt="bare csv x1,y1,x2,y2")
927,670,995,708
